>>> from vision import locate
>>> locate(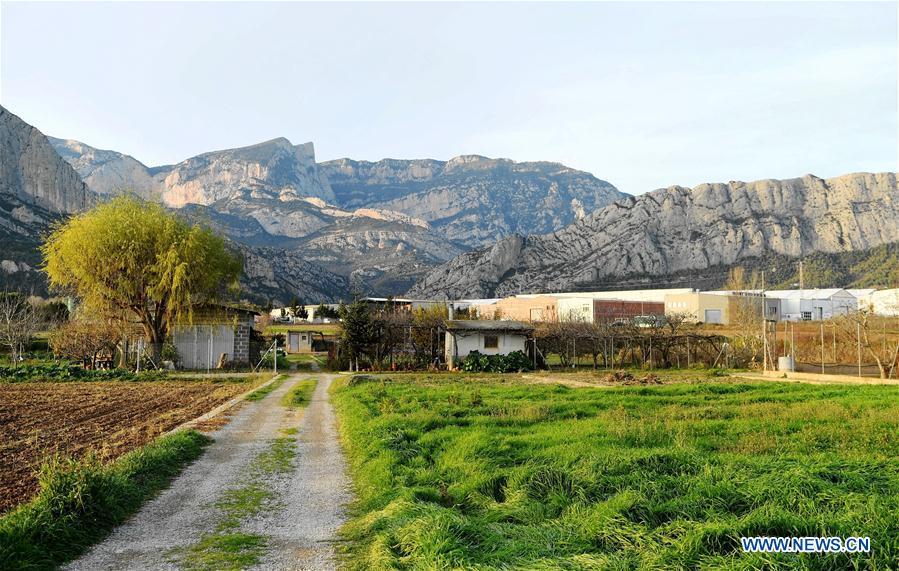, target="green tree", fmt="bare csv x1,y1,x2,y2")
42,196,242,360
340,301,374,371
